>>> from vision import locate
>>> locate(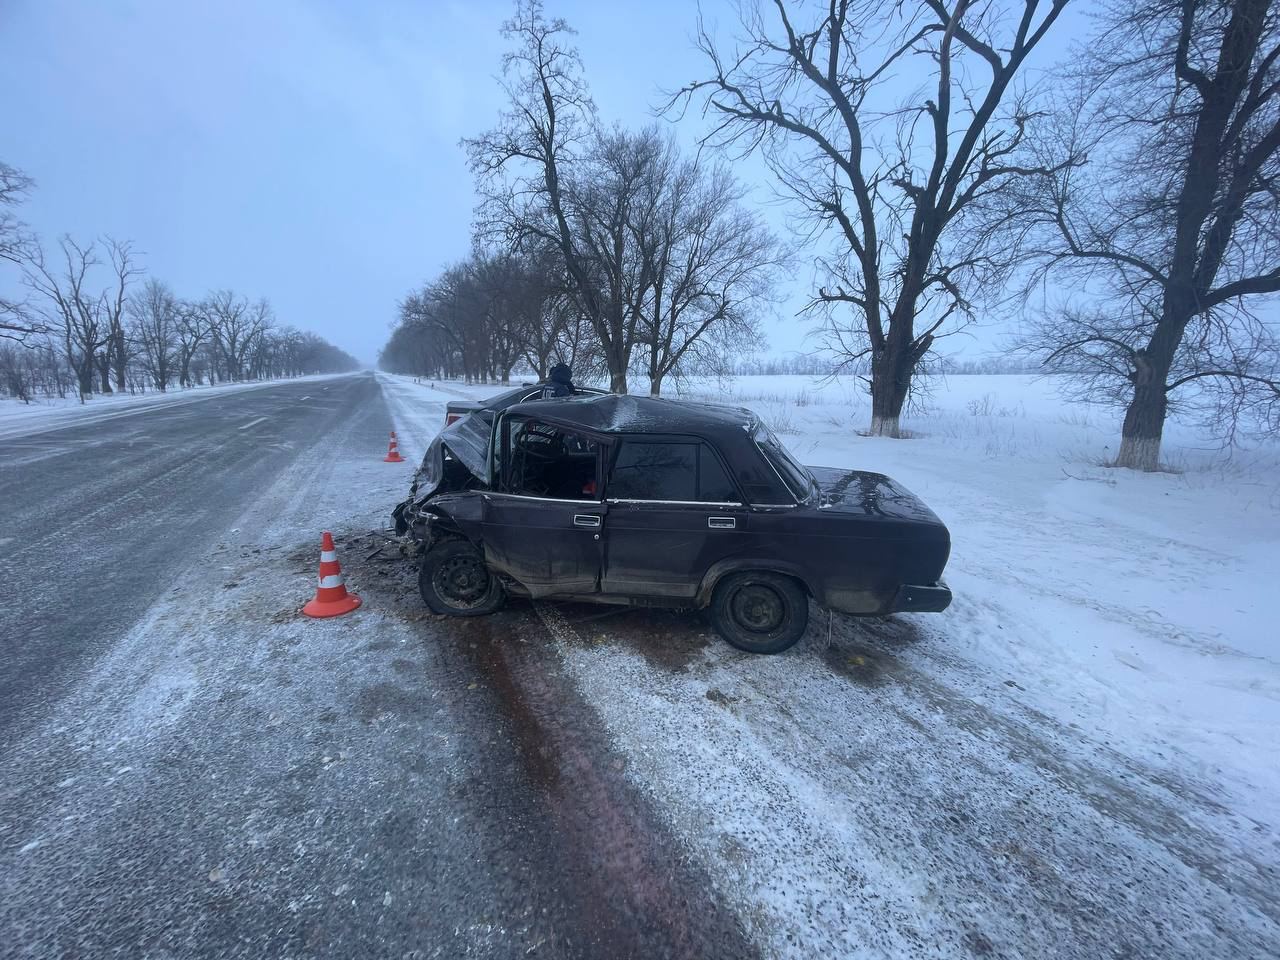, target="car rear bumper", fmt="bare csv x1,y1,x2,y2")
888,582,952,613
